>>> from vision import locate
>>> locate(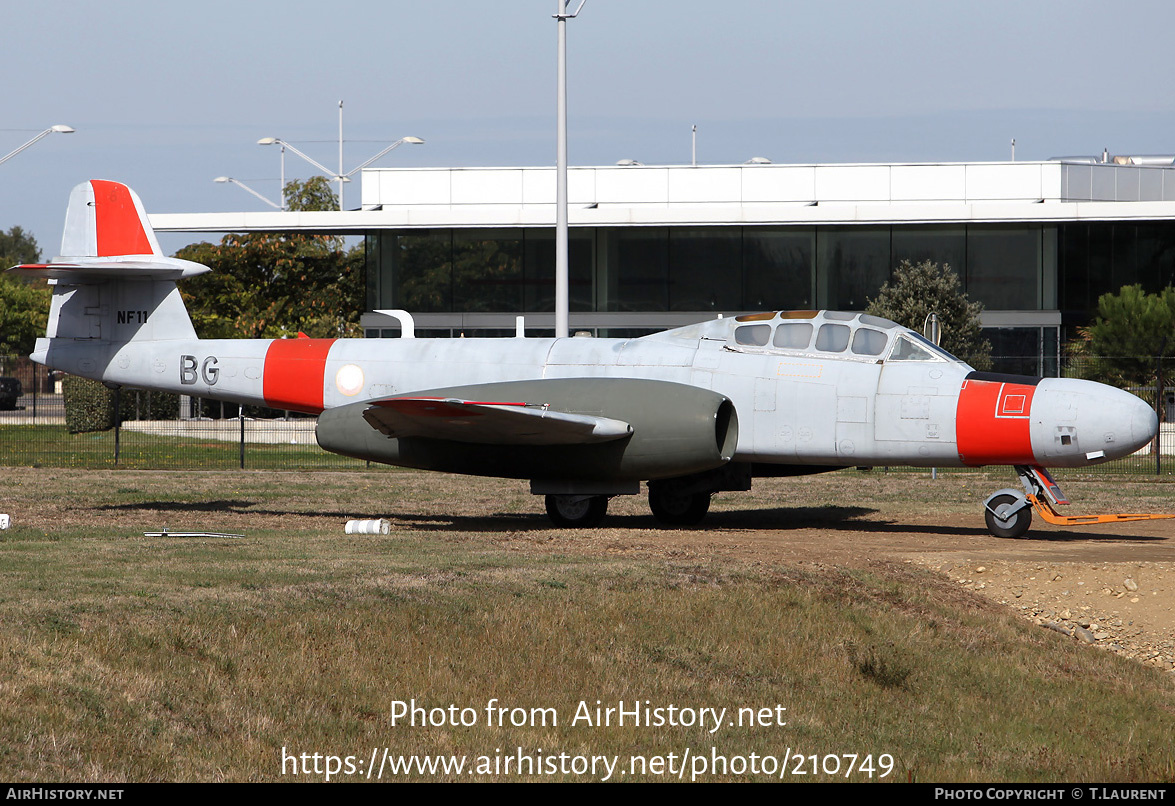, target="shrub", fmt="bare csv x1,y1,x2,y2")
63,375,116,433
